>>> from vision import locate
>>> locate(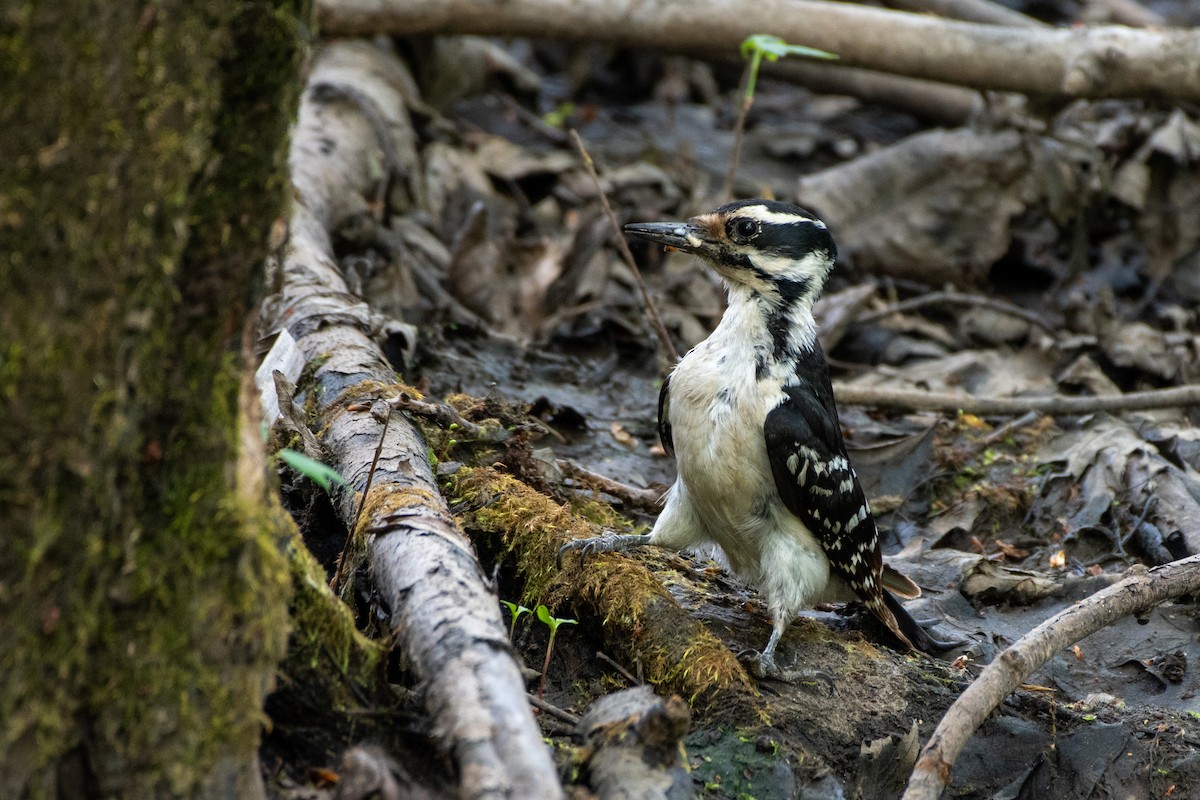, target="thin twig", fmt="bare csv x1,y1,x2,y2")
833,384,1200,416
855,289,1055,333
568,129,679,365
902,555,1200,800
391,392,514,442
333,399,393,594
596,651,642,686
979,410,1041,445
527,693,581,726
557,458,664,512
